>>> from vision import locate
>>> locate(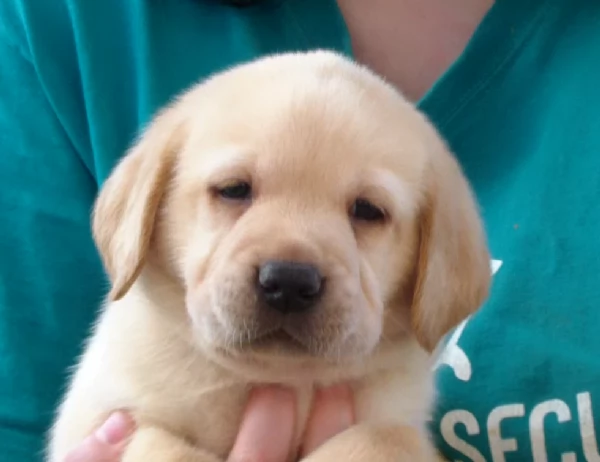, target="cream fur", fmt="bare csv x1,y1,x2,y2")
46,51,490,462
